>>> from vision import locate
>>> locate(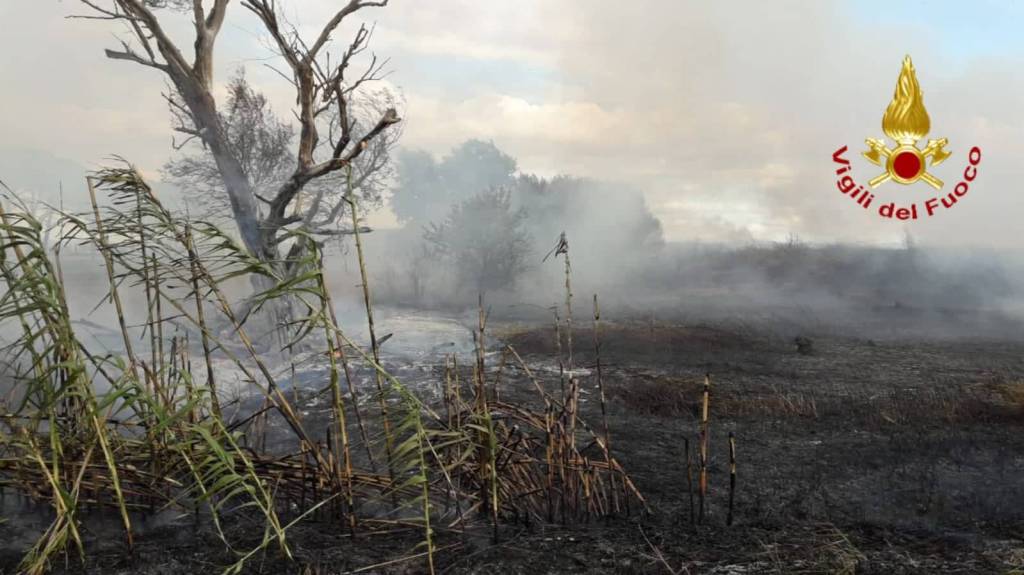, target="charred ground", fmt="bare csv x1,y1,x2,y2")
5,314,1024,574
